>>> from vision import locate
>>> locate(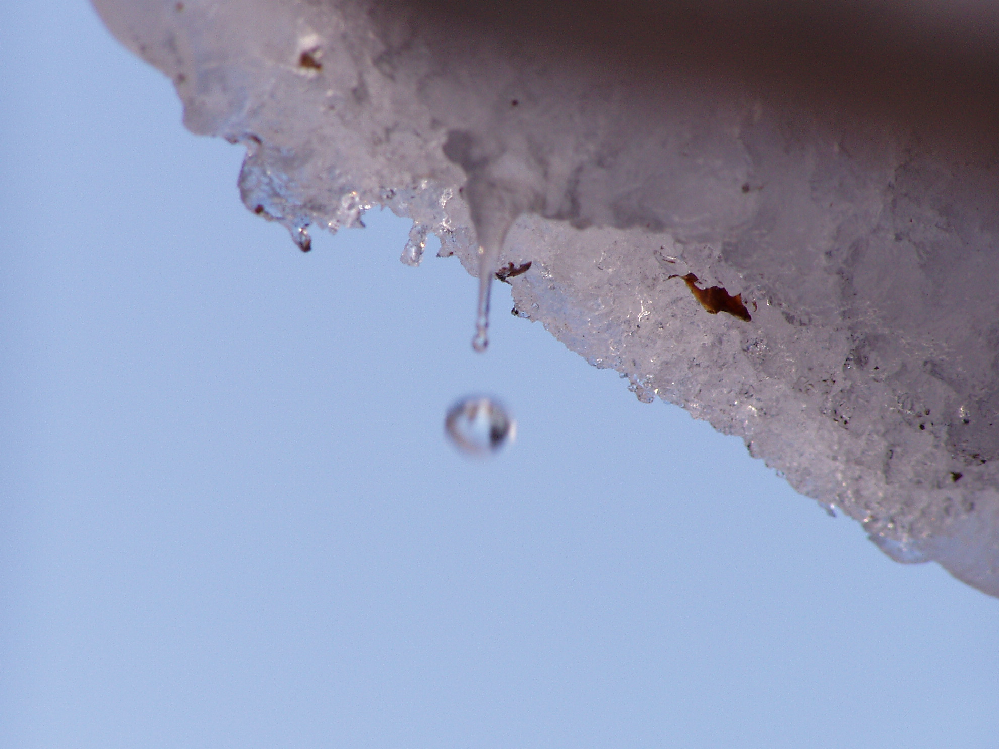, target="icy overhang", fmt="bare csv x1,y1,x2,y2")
93,0,999,597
